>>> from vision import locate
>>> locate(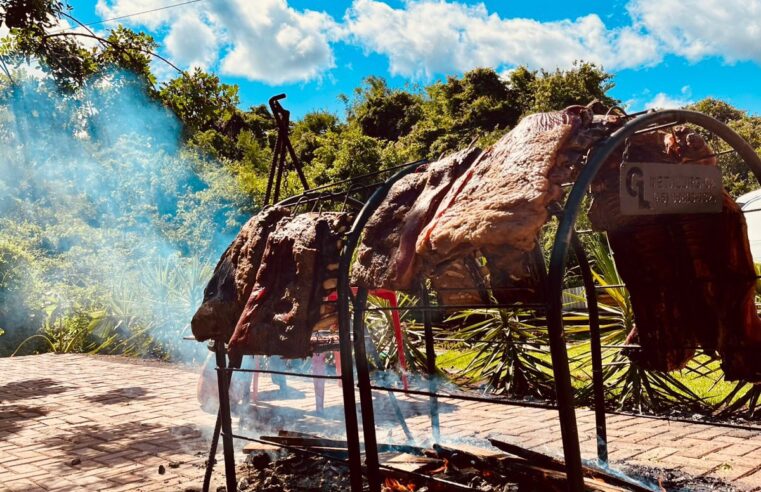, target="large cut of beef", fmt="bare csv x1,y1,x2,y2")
191,206,291,342
589,127,761,381
351,147,481,291
227,212,352,359
414,107,614,293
